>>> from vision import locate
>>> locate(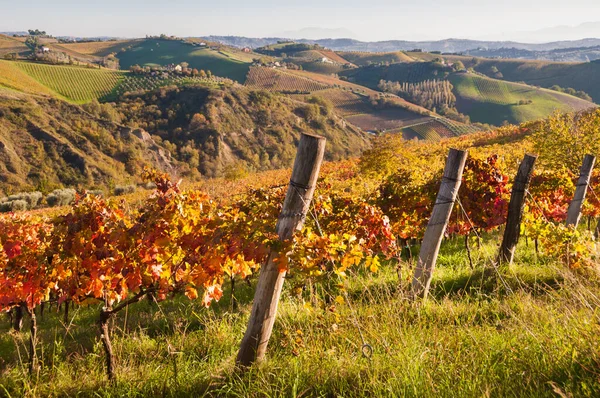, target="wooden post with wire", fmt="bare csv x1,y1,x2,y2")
566,154,596,228
498,154,537,265
411,148,468,300
236,133,326,367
